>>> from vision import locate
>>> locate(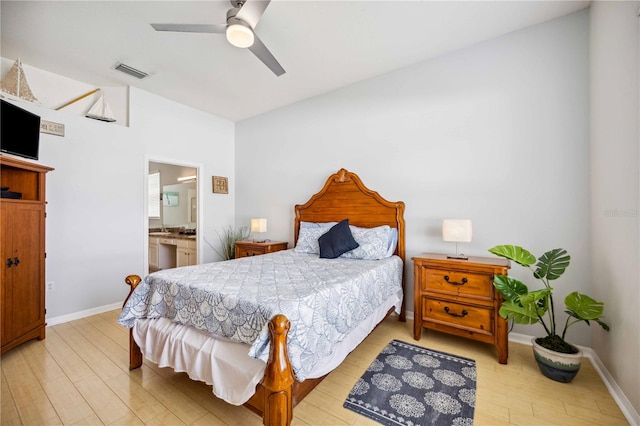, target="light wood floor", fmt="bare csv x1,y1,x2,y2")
1,310,629,425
